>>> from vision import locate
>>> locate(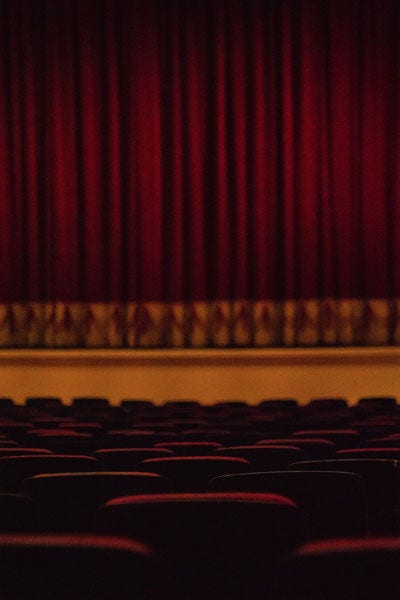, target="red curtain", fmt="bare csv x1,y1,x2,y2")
0,0,399,347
